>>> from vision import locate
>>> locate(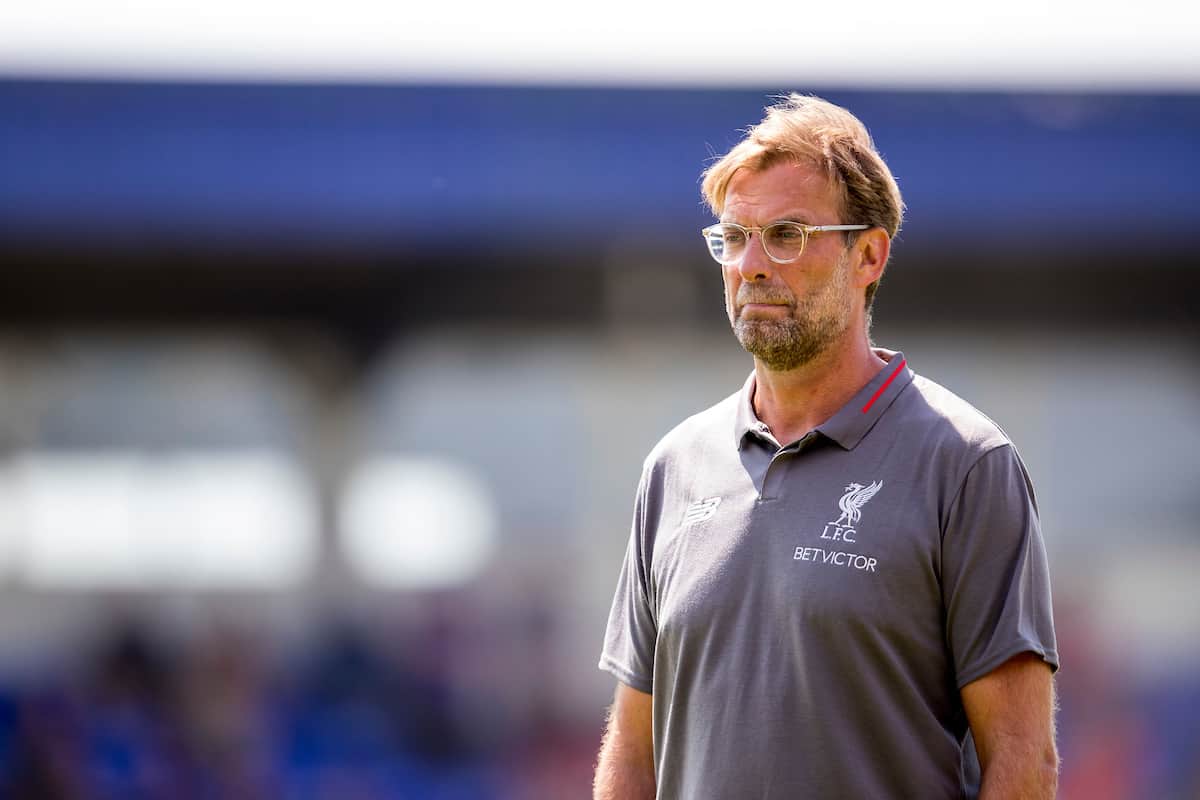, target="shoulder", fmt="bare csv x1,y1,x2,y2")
899,371,1017,459
893,372,1040,523
628,388,742,543
641,388,741,475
